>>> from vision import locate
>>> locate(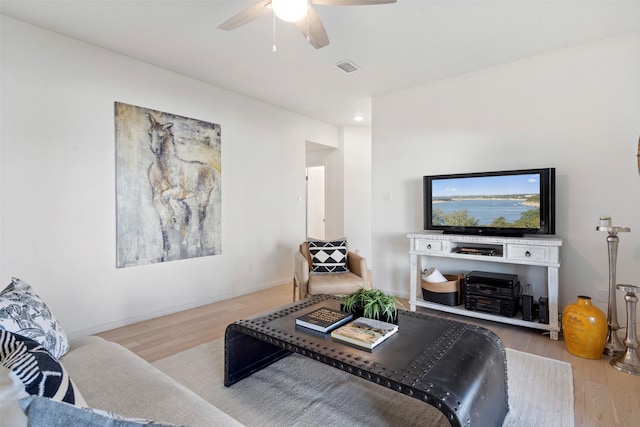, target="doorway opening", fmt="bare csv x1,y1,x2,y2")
306,165,325,240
